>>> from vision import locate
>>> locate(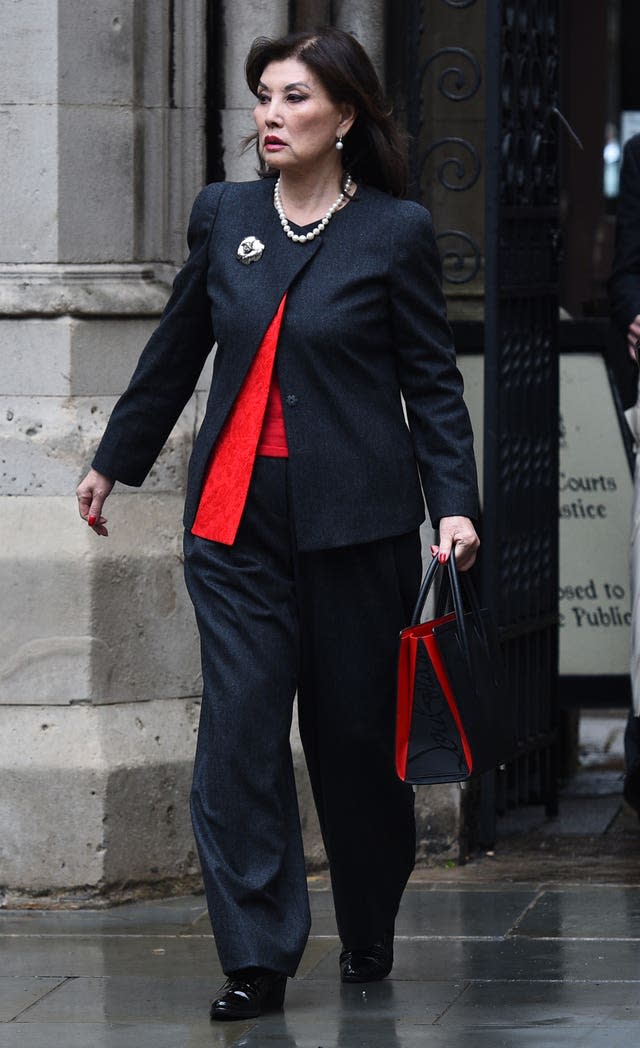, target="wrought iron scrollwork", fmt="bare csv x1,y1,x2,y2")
419,47,482,102
419,136,481,192
500,0,559,208
435,231,481,284
389,0,483,285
